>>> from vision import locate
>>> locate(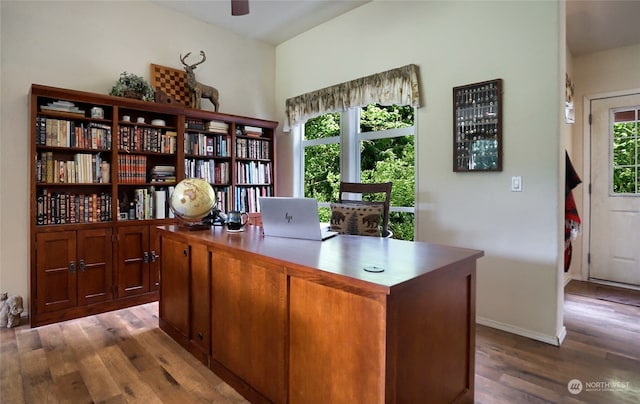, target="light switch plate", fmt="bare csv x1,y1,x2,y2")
511,176,522,192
